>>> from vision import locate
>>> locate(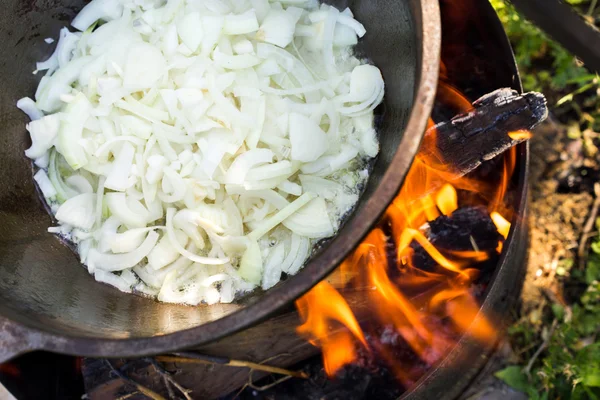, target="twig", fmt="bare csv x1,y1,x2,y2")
248,354,296,391
157,352,309,379
578,183,600,270
248,375,293,391
161,373,176,400
104,360,167,400
524,319,559,376
147,358,193,400
116,393,139,400
469,235,480,252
